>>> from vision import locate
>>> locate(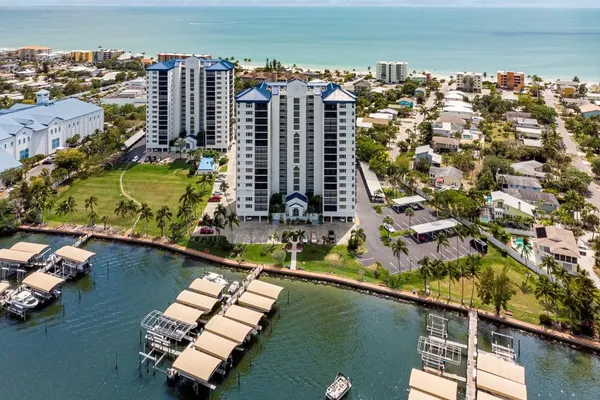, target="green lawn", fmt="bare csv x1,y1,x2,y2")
219,165,228,172
49,161,209,236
